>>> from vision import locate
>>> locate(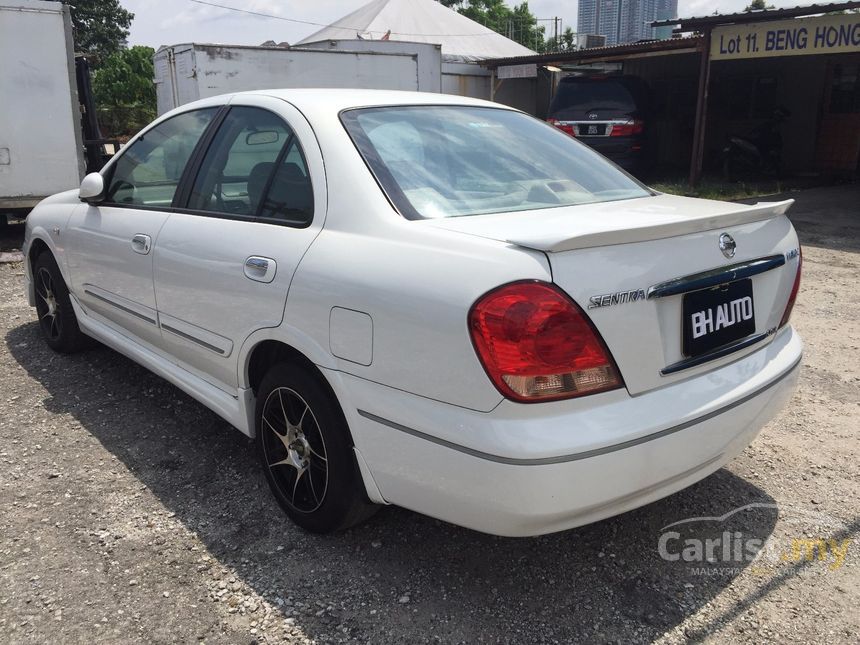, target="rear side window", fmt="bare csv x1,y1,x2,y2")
187,106,313,226
105,108,217,207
